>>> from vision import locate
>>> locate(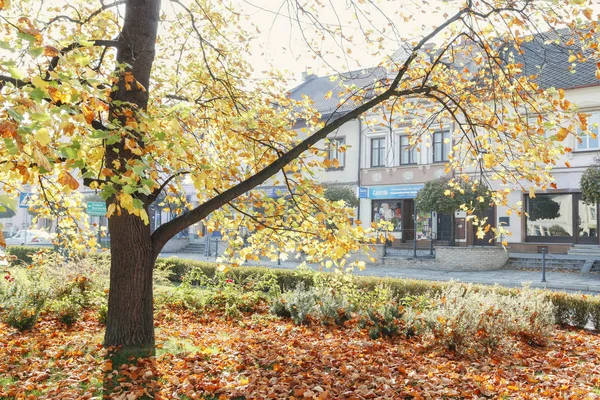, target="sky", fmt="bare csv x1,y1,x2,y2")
237,0,459,85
